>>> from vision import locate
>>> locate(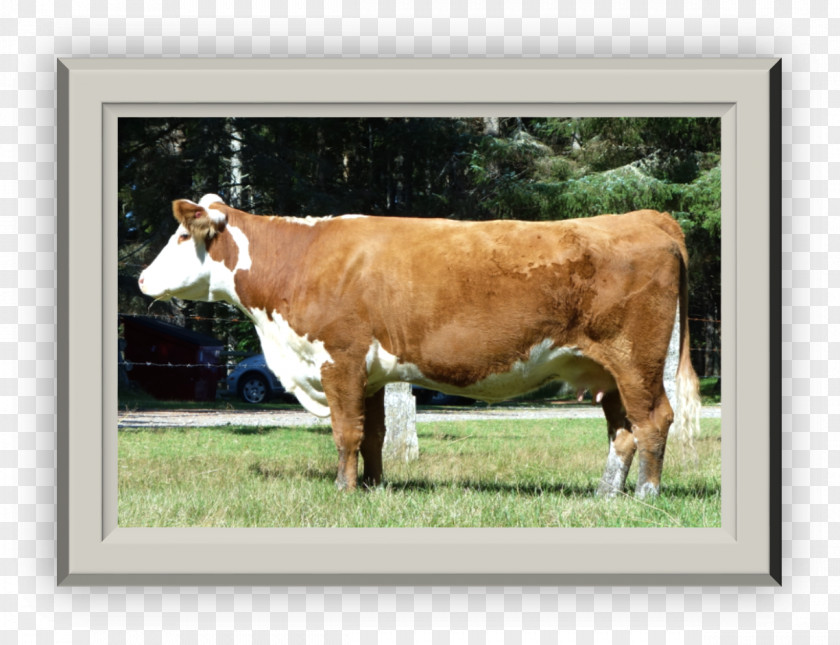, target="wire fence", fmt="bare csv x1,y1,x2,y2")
119,312,723,377
120,360,226,369
120,312,252,324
